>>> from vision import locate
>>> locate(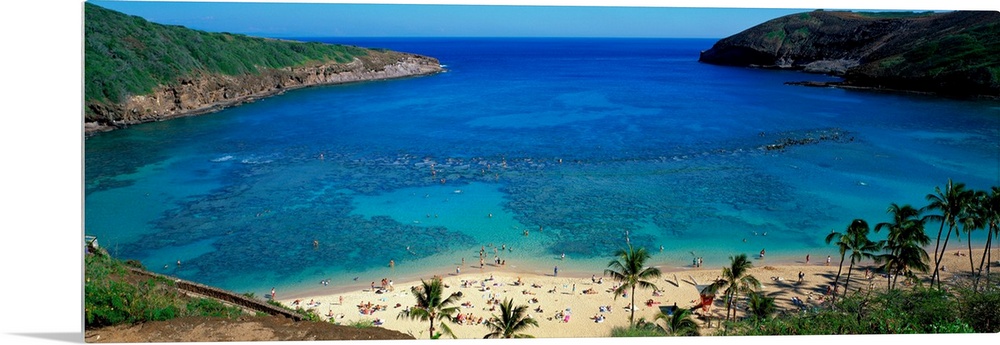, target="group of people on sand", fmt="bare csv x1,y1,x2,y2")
292,299,321,308
692,257,703,267
357,301,386,315
455,312,484,325
371,278,394,293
